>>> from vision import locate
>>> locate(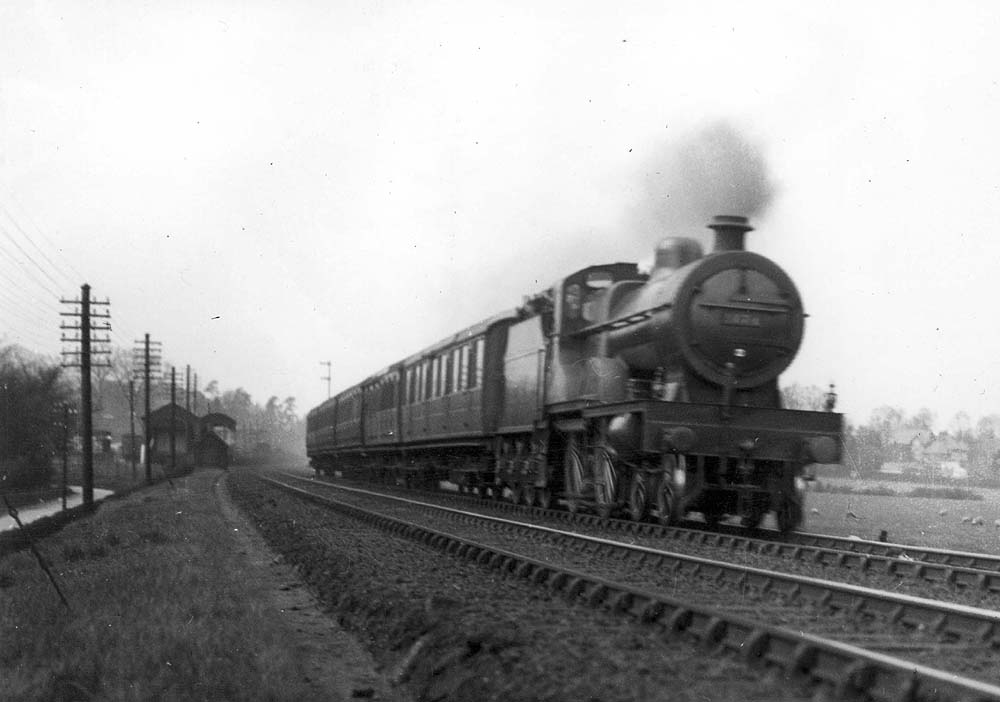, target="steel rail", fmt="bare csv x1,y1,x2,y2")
258,474,1000,702
292,472,1000,593
790,530,1000,572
